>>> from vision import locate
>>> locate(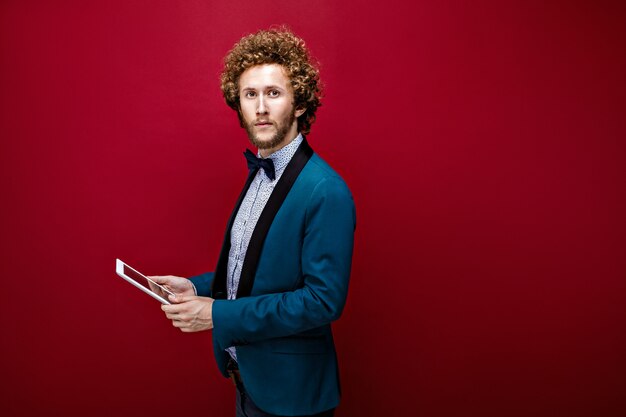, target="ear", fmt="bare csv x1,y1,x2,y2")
295,107,306,118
